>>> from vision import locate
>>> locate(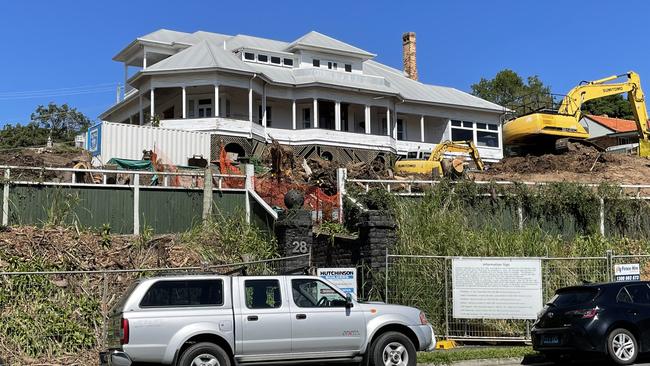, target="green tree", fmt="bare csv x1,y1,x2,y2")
471,69,553,115
0,123,49,149
582,94,634,120
30,103,92,141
